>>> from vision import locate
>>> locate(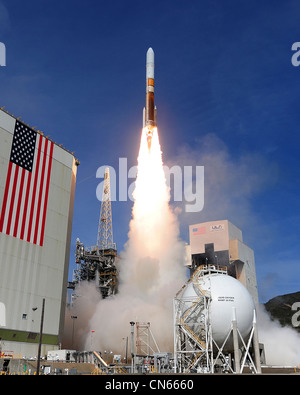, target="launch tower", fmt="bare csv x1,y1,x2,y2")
71,168,118,299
